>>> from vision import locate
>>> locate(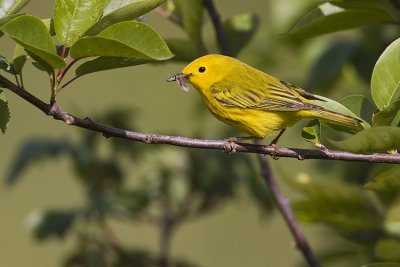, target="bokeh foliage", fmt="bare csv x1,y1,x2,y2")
2,0,400,267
